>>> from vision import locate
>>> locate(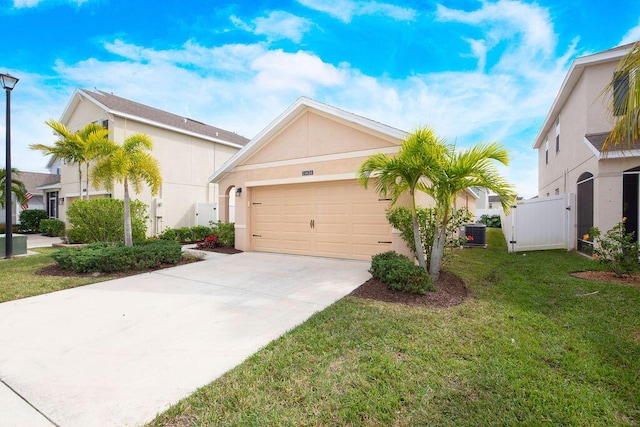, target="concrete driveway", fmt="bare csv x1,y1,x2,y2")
0,252,370,426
